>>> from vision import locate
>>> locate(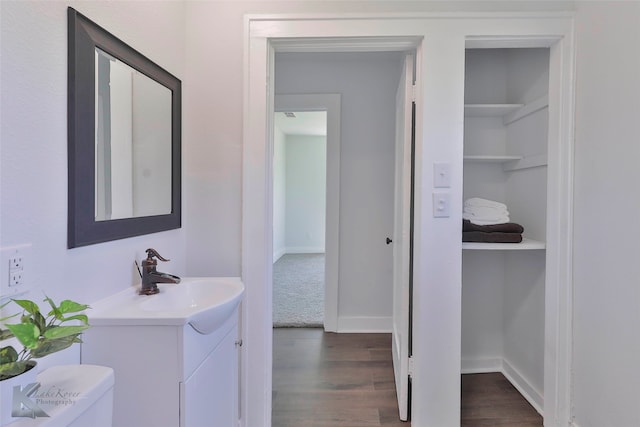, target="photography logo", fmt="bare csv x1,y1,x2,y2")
12,382,50,419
